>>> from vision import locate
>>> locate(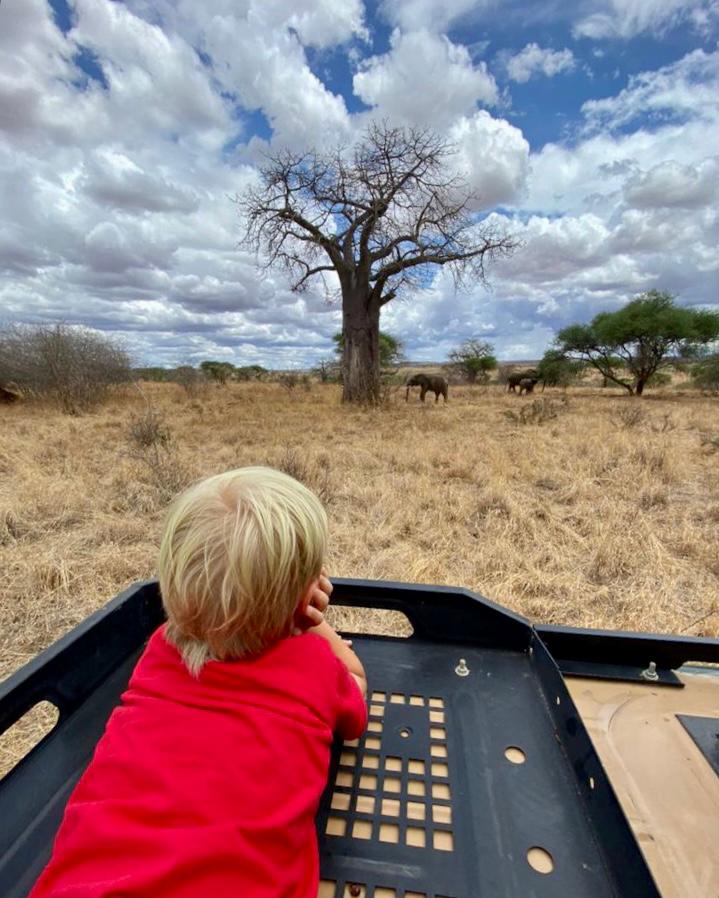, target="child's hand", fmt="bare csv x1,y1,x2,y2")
293,568,333,633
